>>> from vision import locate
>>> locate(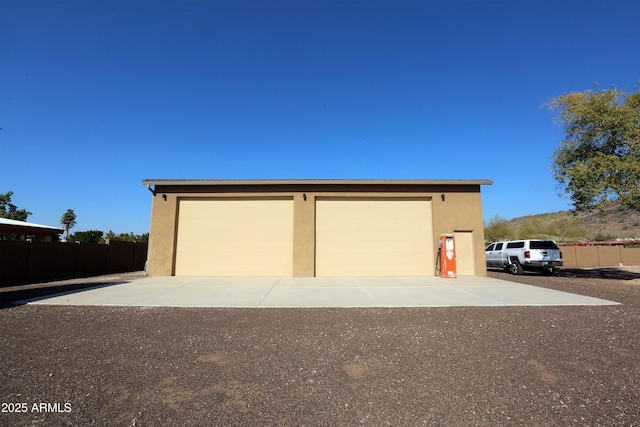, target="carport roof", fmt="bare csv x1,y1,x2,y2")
142,178,494,186
0,218,64,236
